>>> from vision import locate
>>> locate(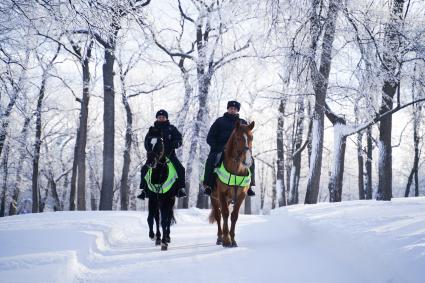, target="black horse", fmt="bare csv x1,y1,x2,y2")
144,127,177,251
